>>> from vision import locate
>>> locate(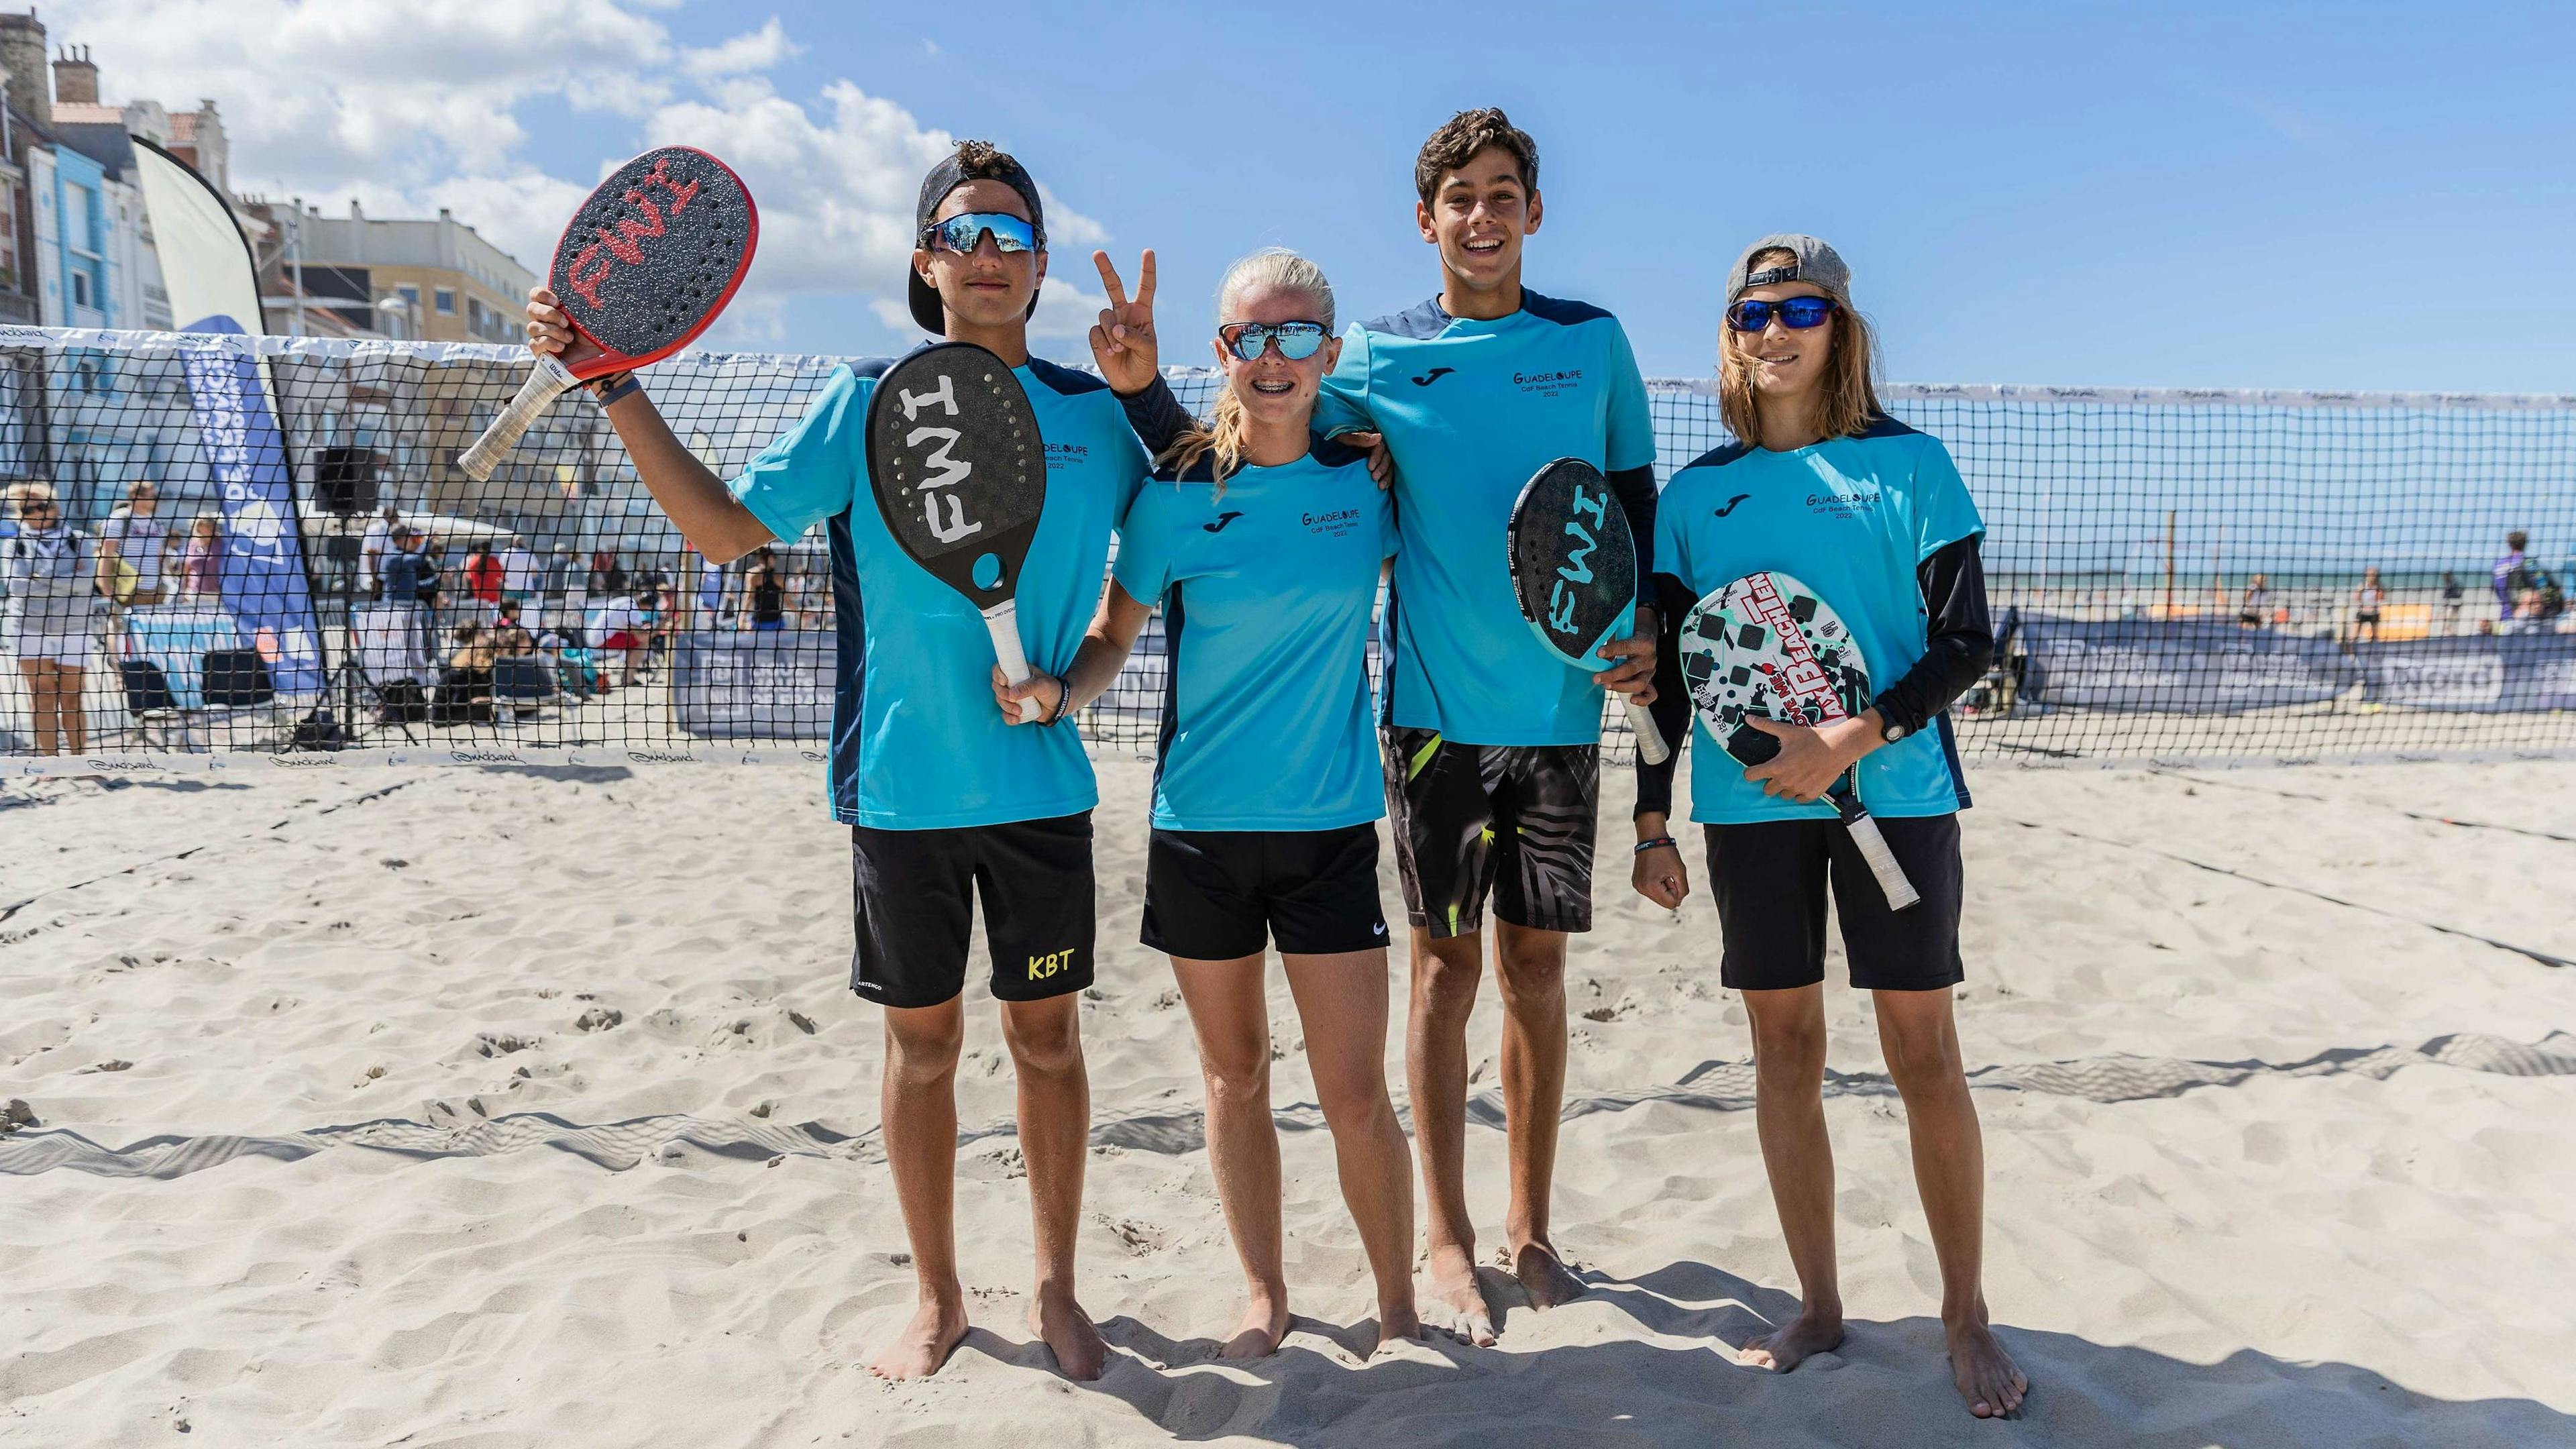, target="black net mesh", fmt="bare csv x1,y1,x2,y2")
2,330,2569,770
